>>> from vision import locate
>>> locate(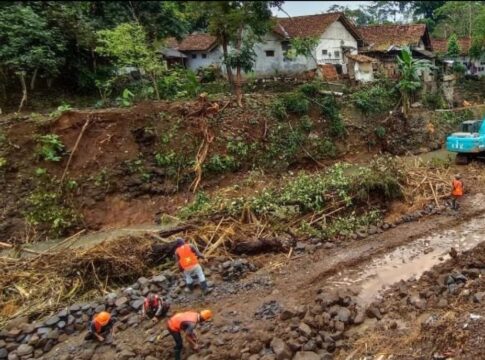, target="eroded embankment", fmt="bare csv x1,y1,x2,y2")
0,194,481,360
